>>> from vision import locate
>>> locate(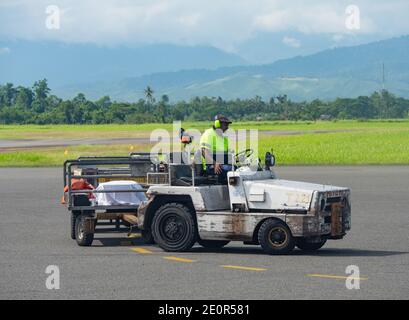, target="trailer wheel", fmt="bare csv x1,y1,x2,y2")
75,215,94,246
198,239,230,249
152,203,197,252
258,219,295,255
296,238,327,251
70,211,80,240
141,229,155,244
